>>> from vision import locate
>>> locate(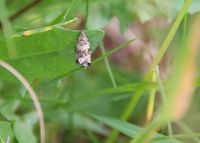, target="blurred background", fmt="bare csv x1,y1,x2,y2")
0,0,200,143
